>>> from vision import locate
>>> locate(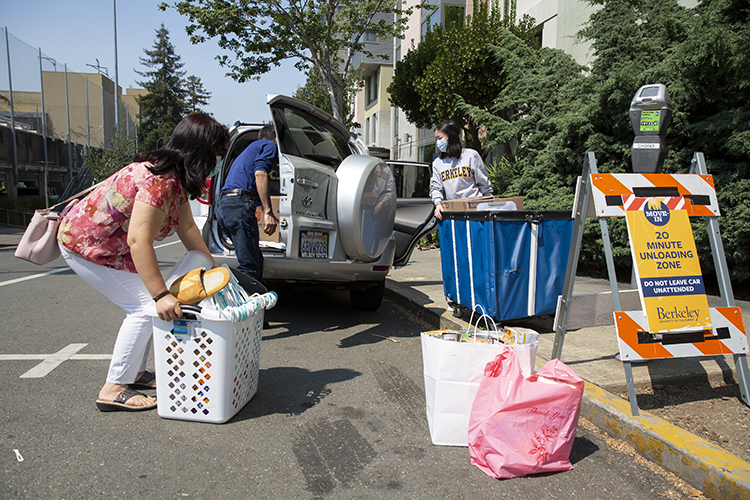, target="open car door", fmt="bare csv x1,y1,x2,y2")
387,160,437,267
